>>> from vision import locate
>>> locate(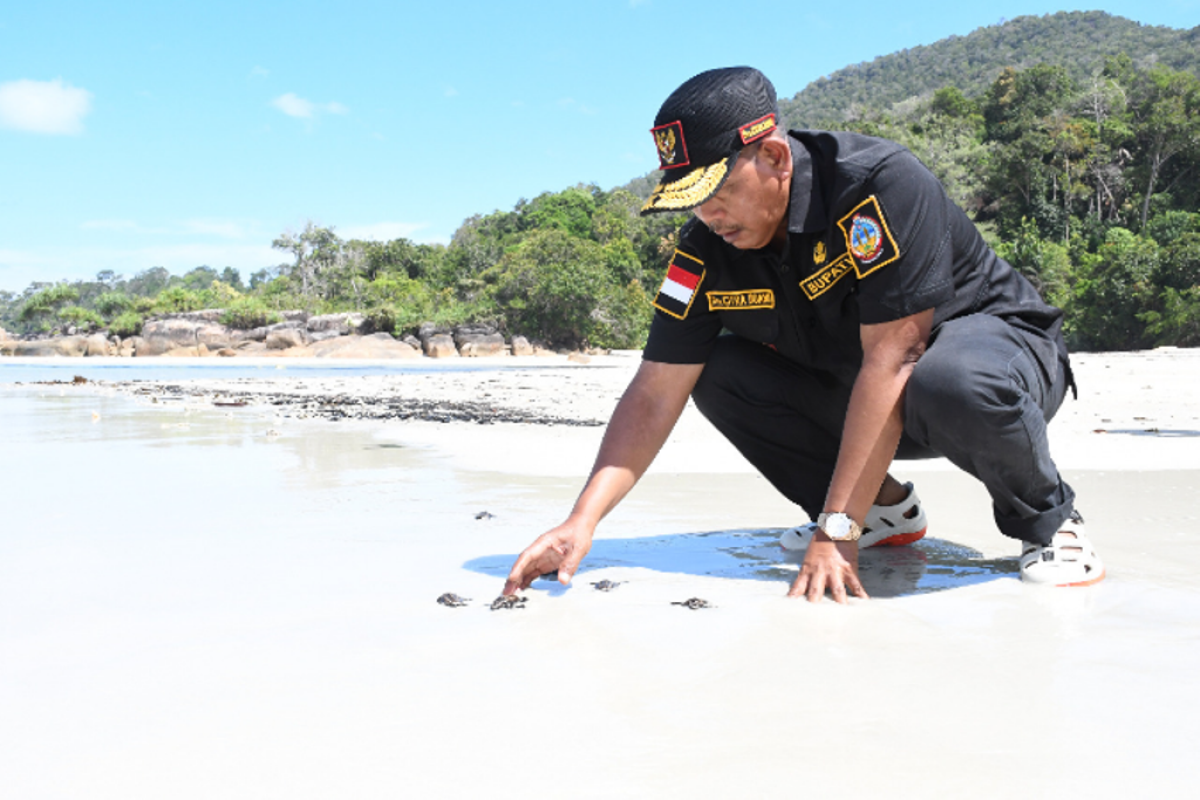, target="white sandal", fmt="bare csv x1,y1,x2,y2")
780,482,928,550
1019,511,1106,586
